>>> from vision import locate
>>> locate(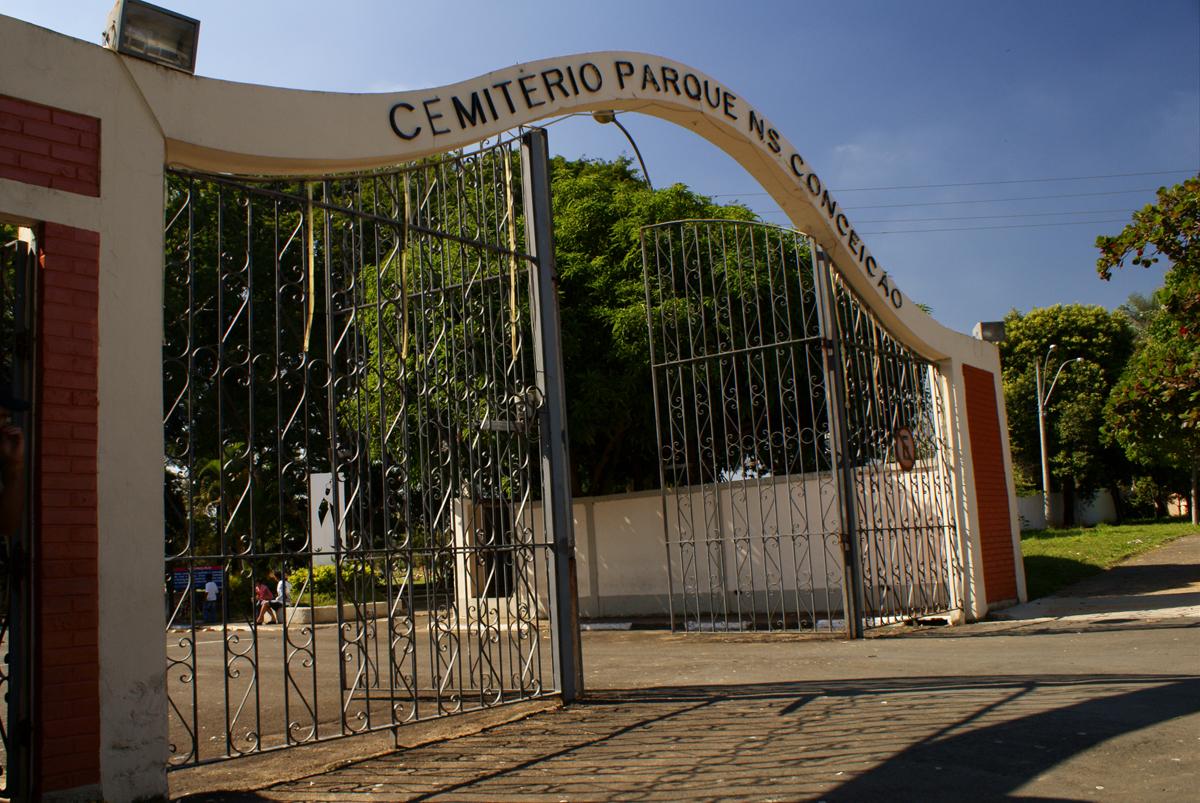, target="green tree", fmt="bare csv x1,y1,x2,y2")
1097,176,1200,523
548,156,757,494
999,305,1136,524
1116,291,1159,335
